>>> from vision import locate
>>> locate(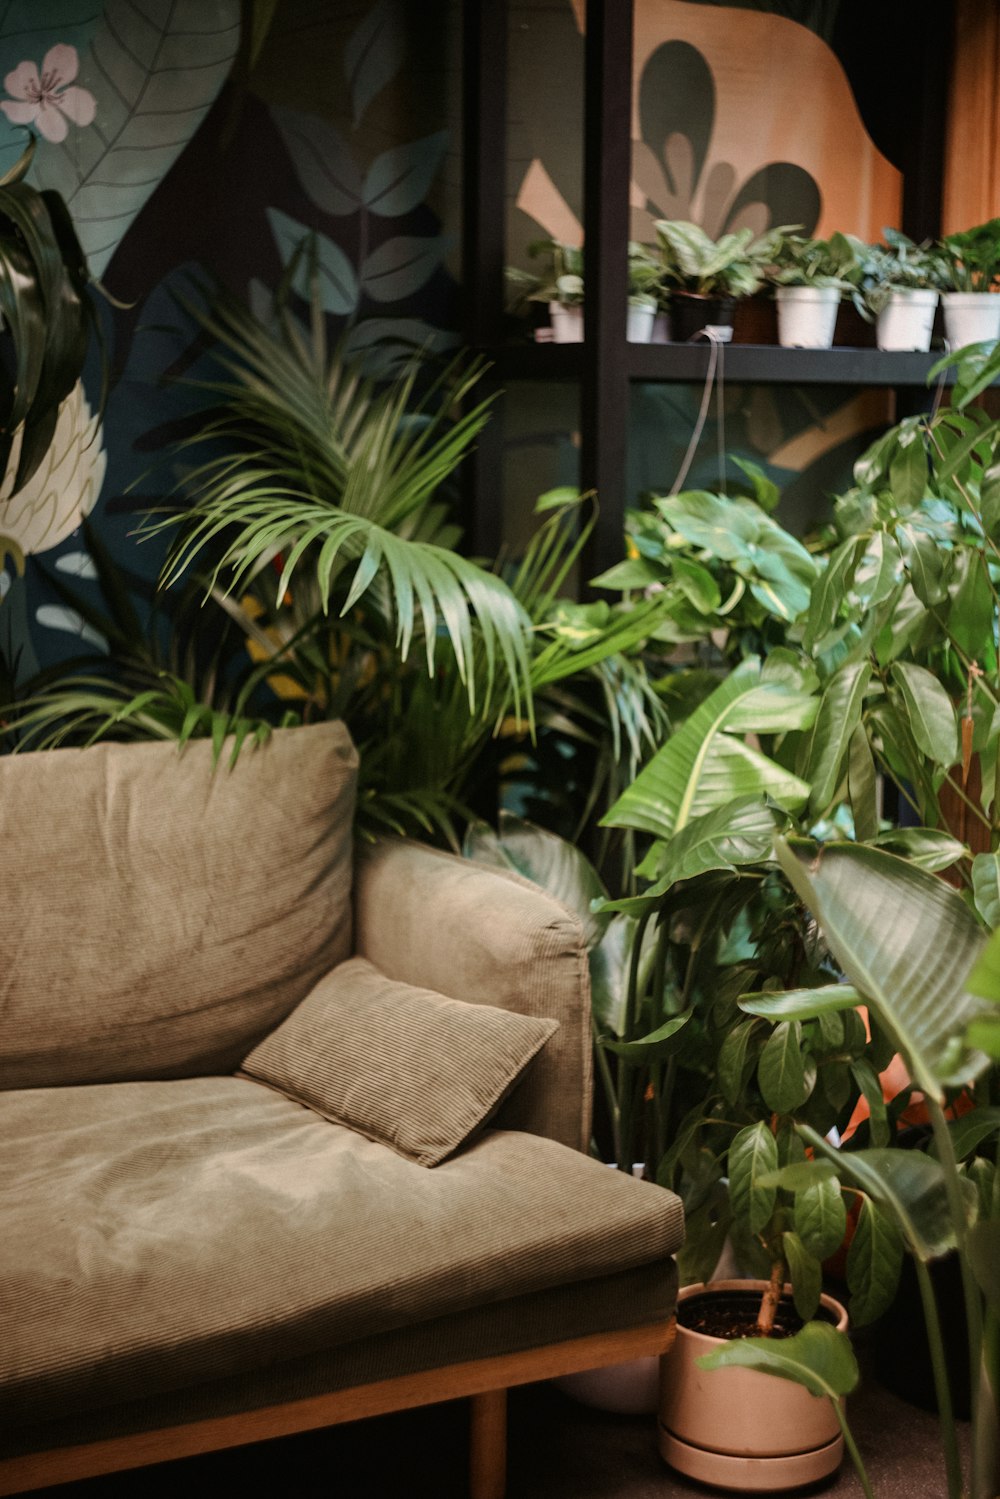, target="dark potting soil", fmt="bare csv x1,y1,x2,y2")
679,1288,839,1341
